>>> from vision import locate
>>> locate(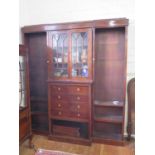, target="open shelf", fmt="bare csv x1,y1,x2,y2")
94,100,123,107
51,117,89,123
93,131,122,141
49,134,91,145
94,115,123,123
31,111,48,115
